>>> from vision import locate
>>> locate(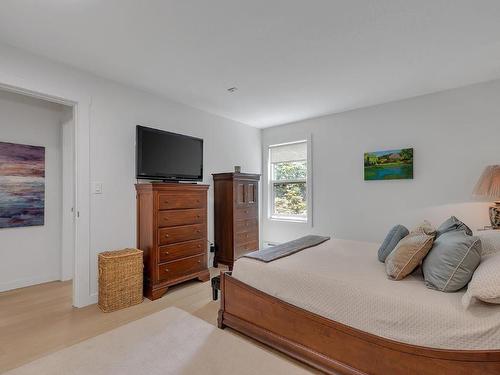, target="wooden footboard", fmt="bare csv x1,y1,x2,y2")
218,271,500,375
